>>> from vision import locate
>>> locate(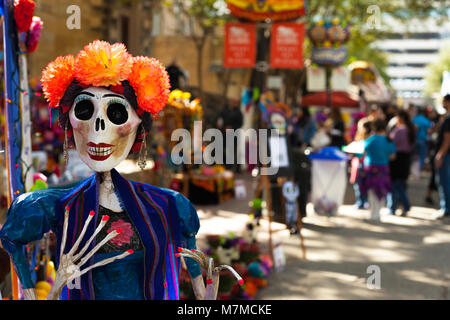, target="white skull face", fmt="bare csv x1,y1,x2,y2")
282,181,299,202
69,87,142,172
